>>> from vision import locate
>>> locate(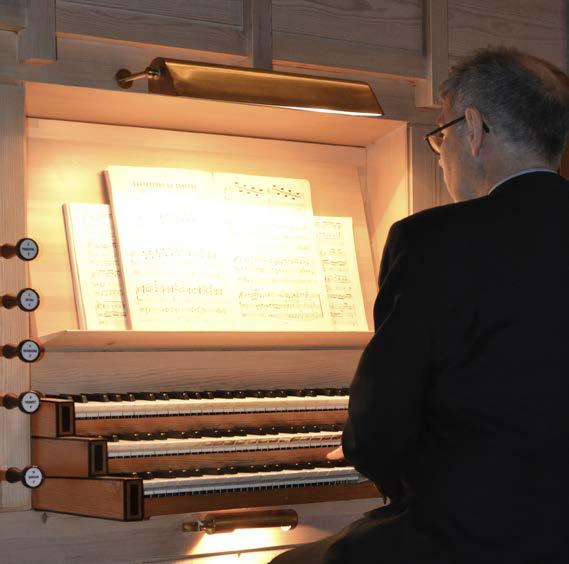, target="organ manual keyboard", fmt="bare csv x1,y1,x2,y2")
30,388,379,520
